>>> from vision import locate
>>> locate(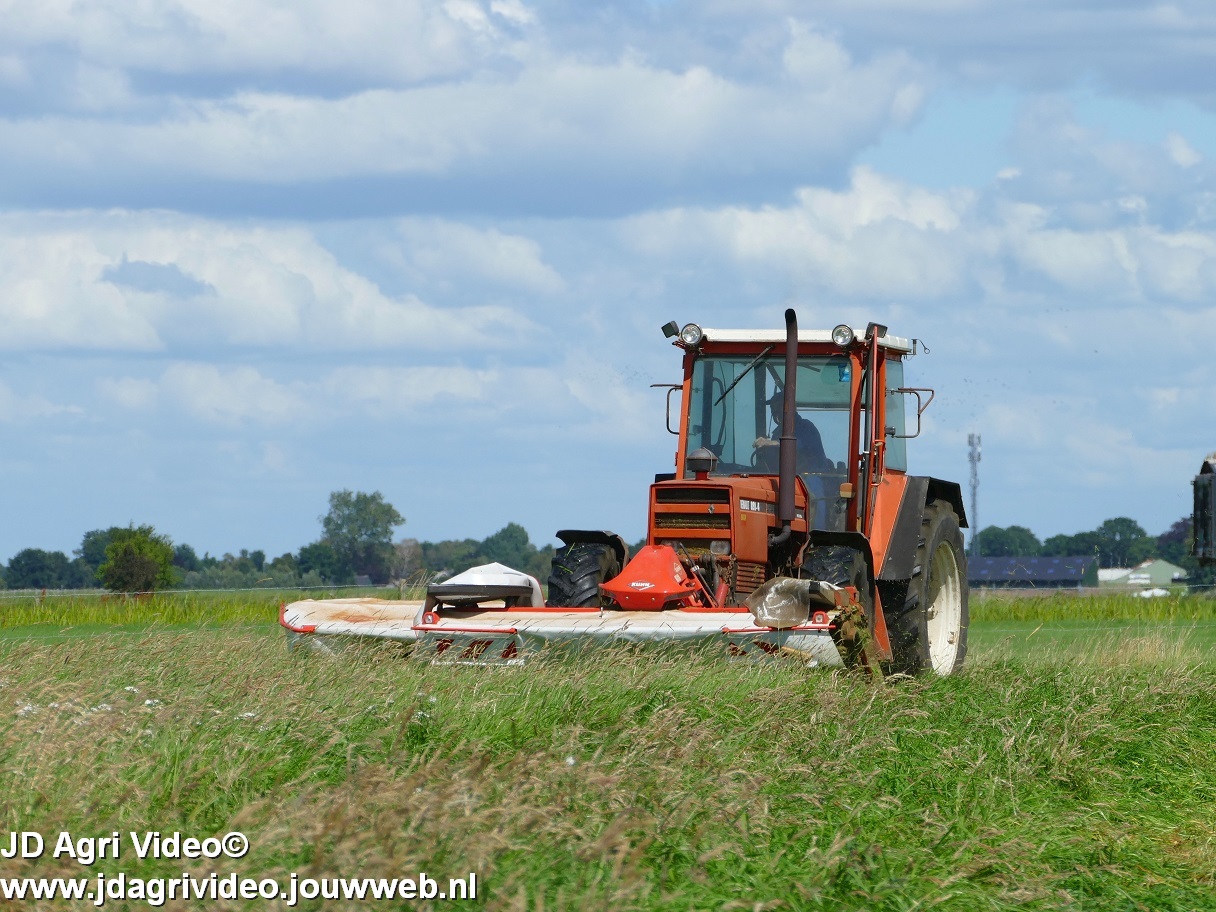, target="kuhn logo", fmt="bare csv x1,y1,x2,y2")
630,581,655,590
